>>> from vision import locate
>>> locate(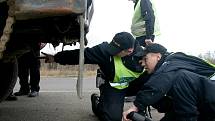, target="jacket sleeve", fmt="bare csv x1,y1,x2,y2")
134,71,175,111
140,0,155,39
167,52,215,77
54,42,111,65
